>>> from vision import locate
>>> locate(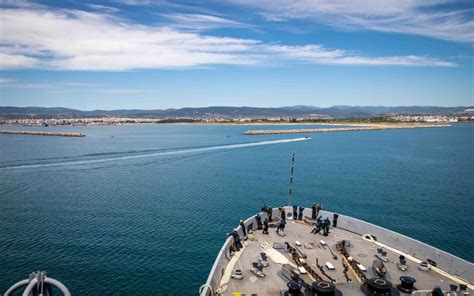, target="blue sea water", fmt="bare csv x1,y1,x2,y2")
0,123,473,294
